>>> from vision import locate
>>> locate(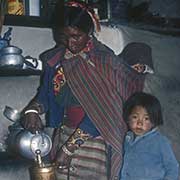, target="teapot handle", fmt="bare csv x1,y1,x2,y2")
35,130,46,144
24,55,38,68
